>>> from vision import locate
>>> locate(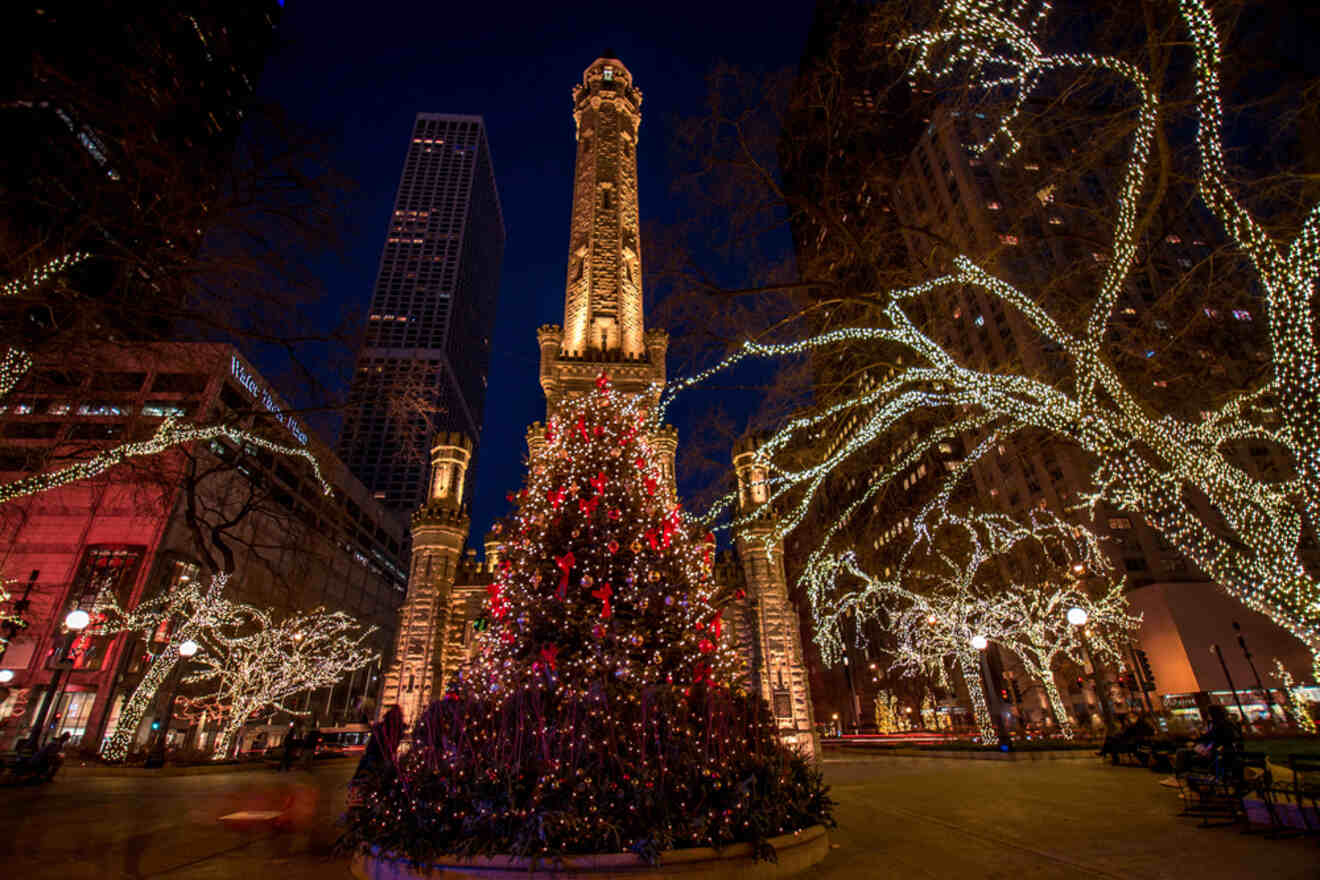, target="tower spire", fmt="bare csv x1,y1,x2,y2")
564,55,645,357
538,55,666,412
